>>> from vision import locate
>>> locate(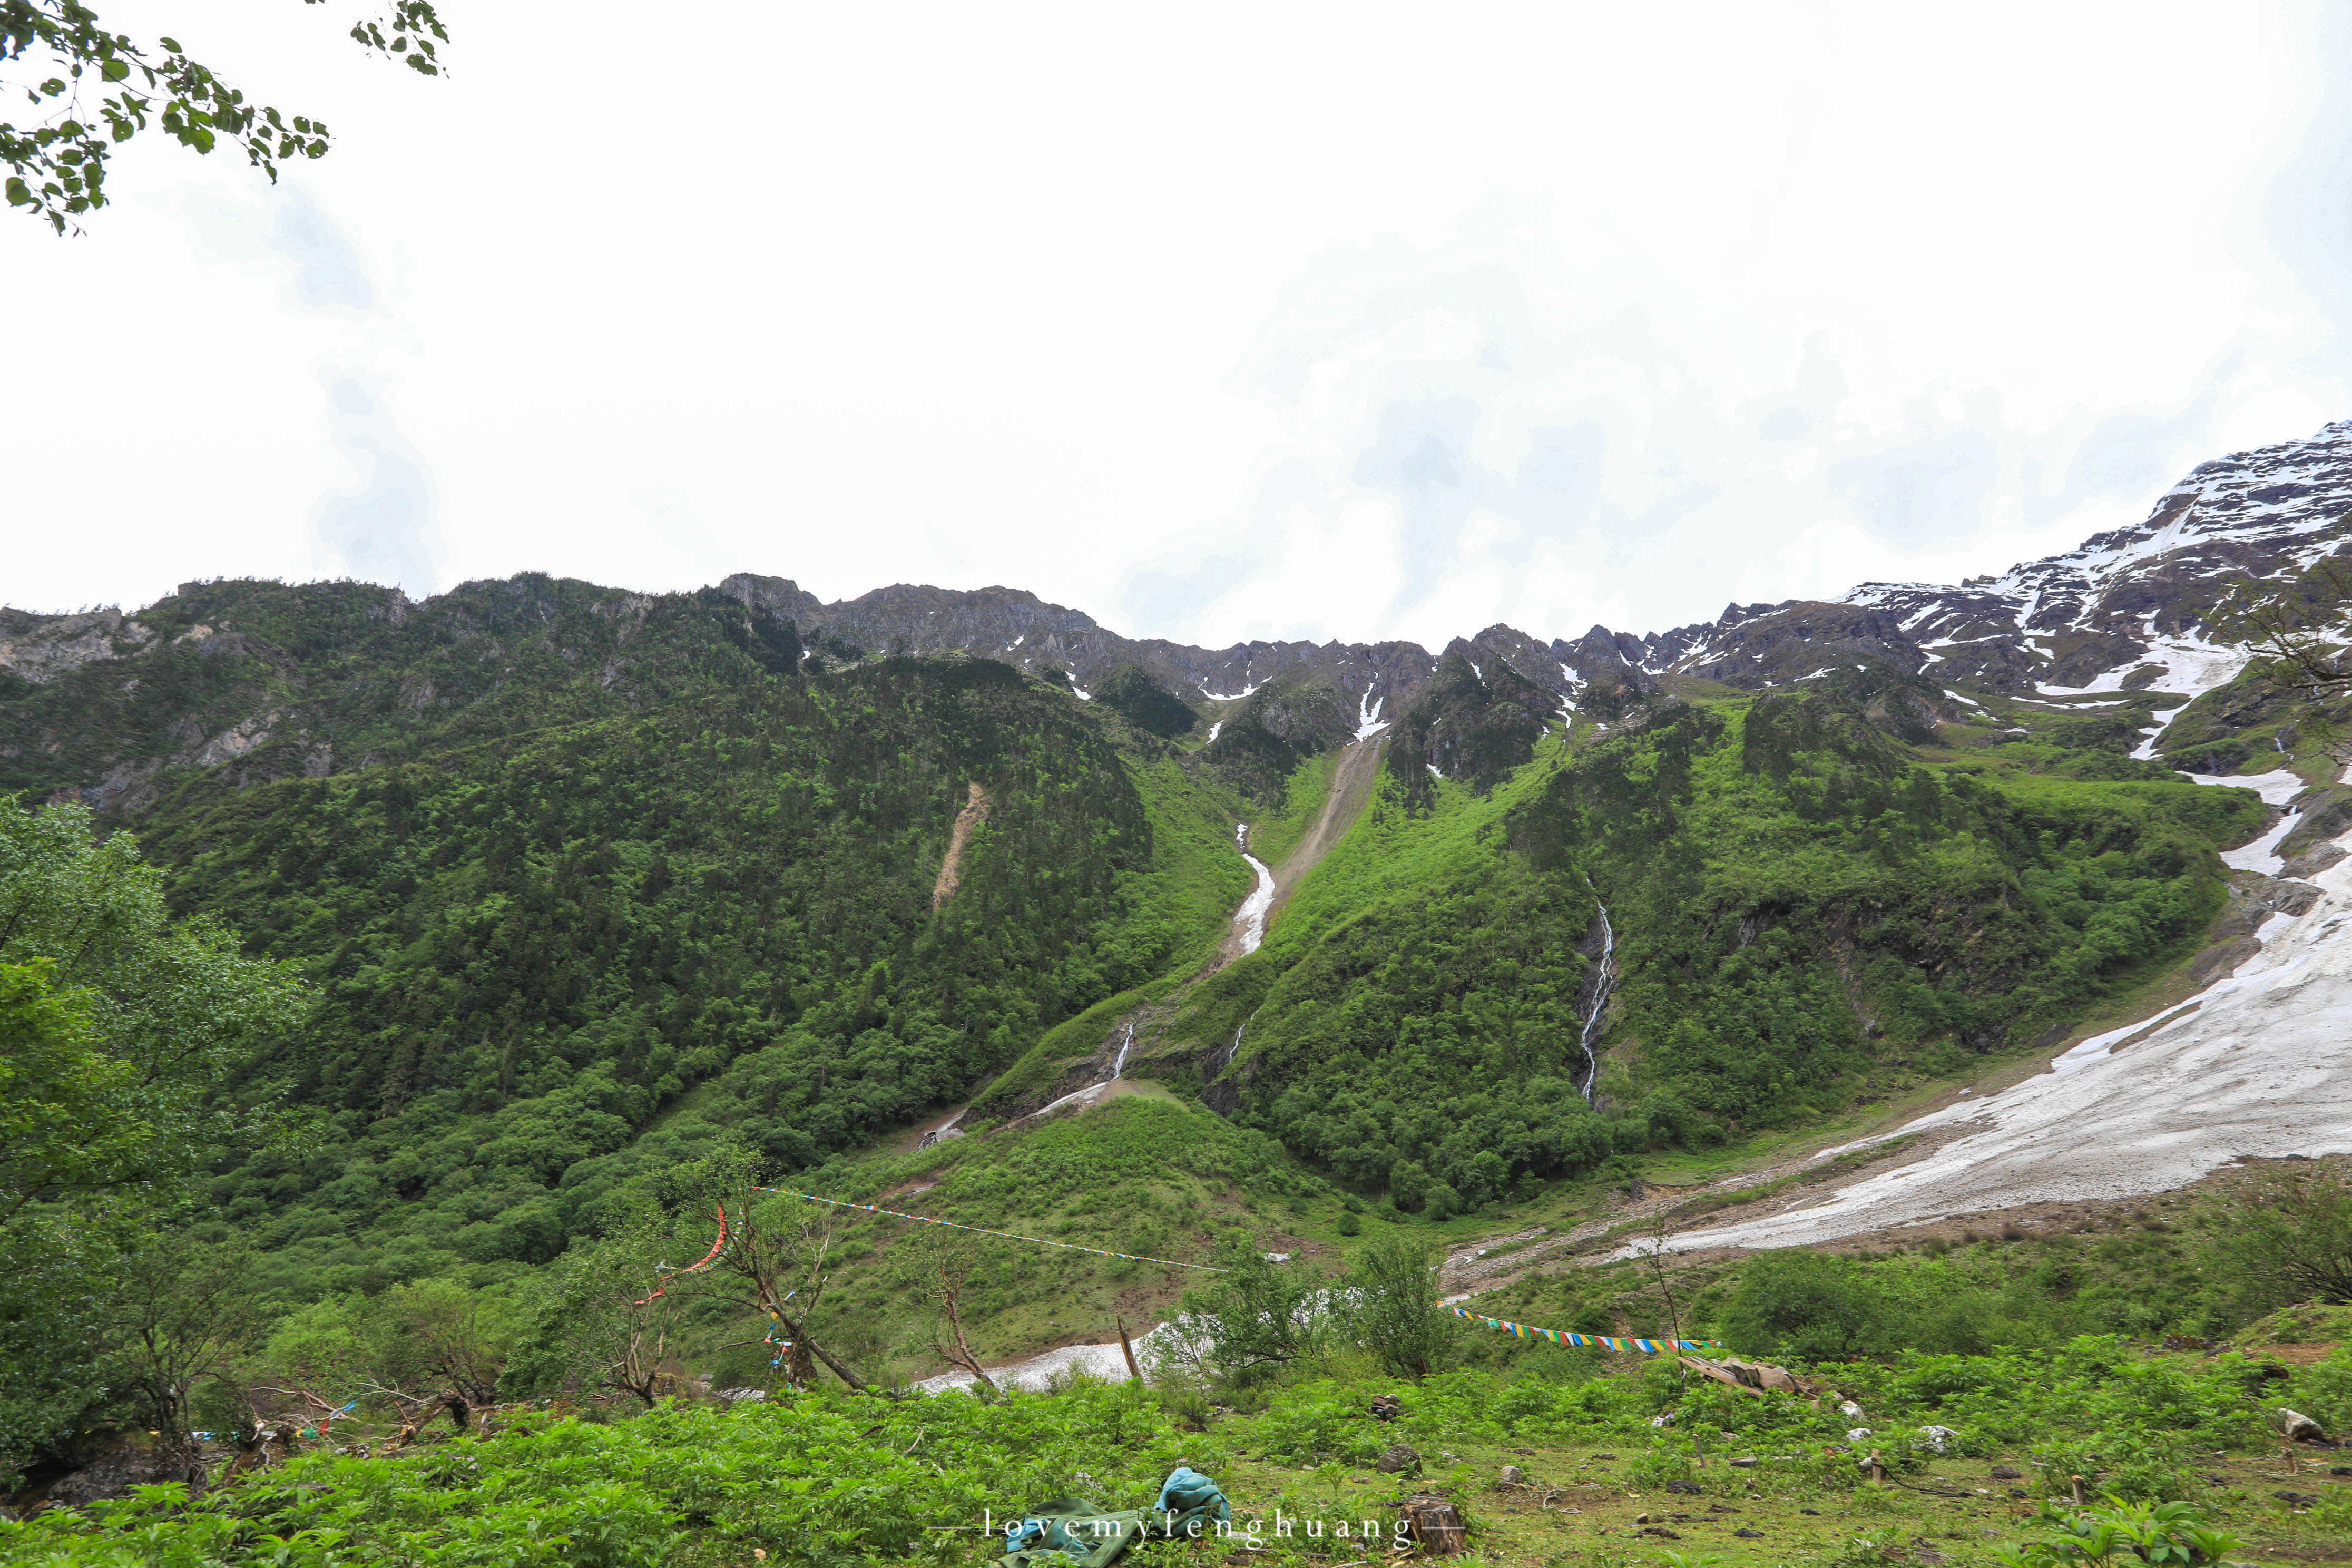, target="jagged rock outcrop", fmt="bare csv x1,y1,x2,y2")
1197,677,1357,802
1390,649,1557,802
